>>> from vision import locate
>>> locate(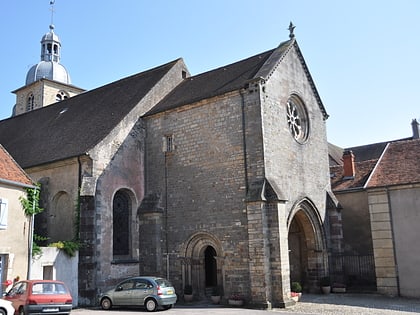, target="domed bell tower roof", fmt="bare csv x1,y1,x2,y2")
25,24,71,85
